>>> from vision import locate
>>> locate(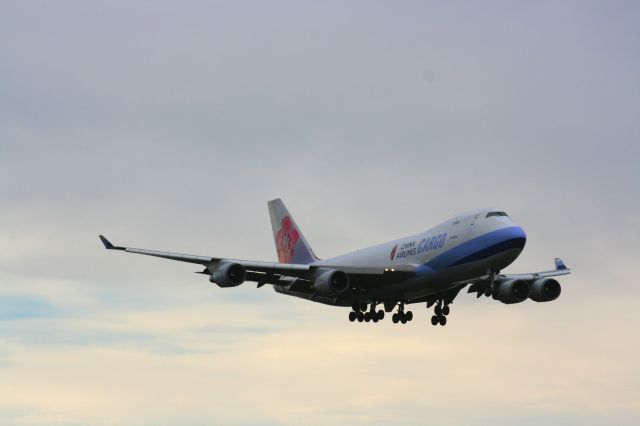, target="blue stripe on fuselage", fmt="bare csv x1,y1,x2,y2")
419,226,526,272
